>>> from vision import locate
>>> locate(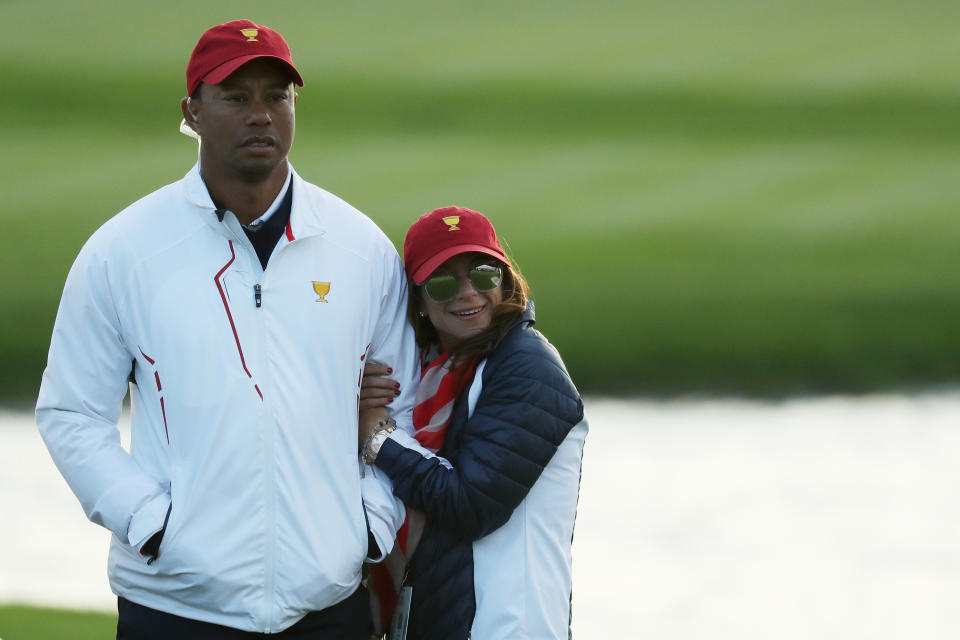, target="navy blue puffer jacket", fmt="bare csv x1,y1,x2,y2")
375,303,584,640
